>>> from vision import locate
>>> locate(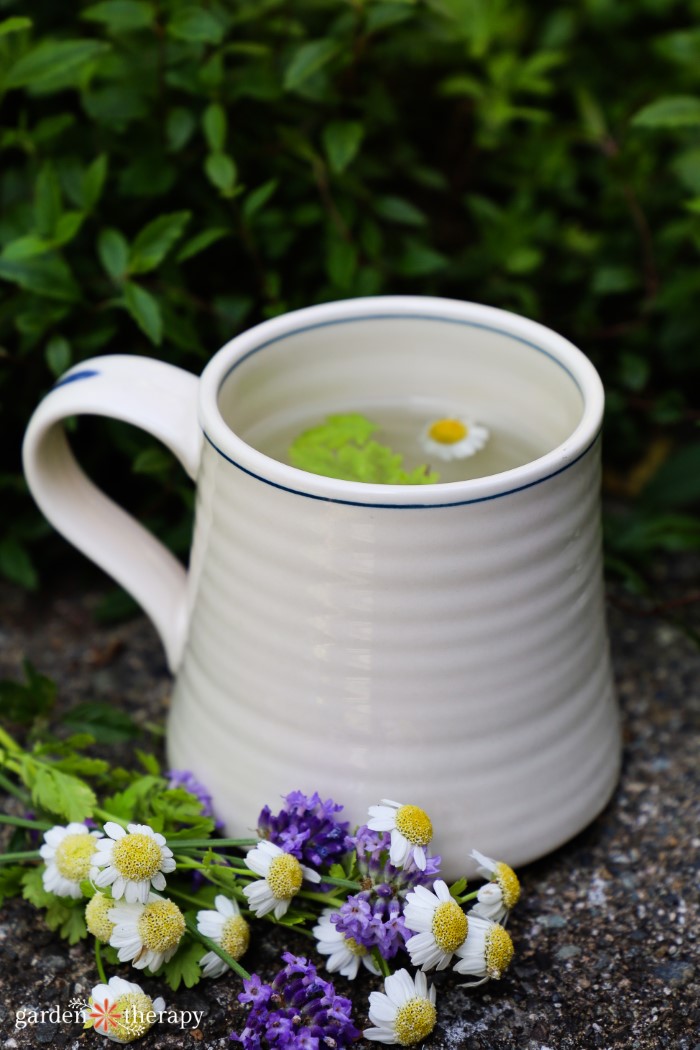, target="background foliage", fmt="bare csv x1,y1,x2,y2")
1,0,700,602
